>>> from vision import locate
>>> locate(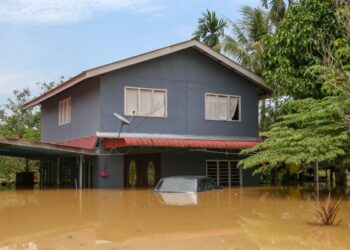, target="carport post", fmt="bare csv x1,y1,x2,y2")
79,155,83,189
56,158,60,188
